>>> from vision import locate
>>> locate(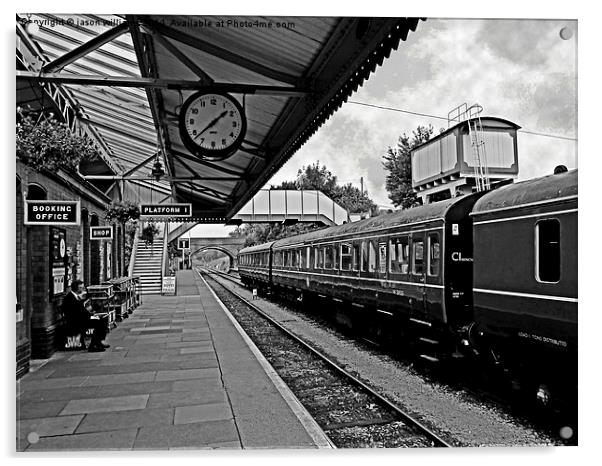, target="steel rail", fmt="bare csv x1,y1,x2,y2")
198,266,453,448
